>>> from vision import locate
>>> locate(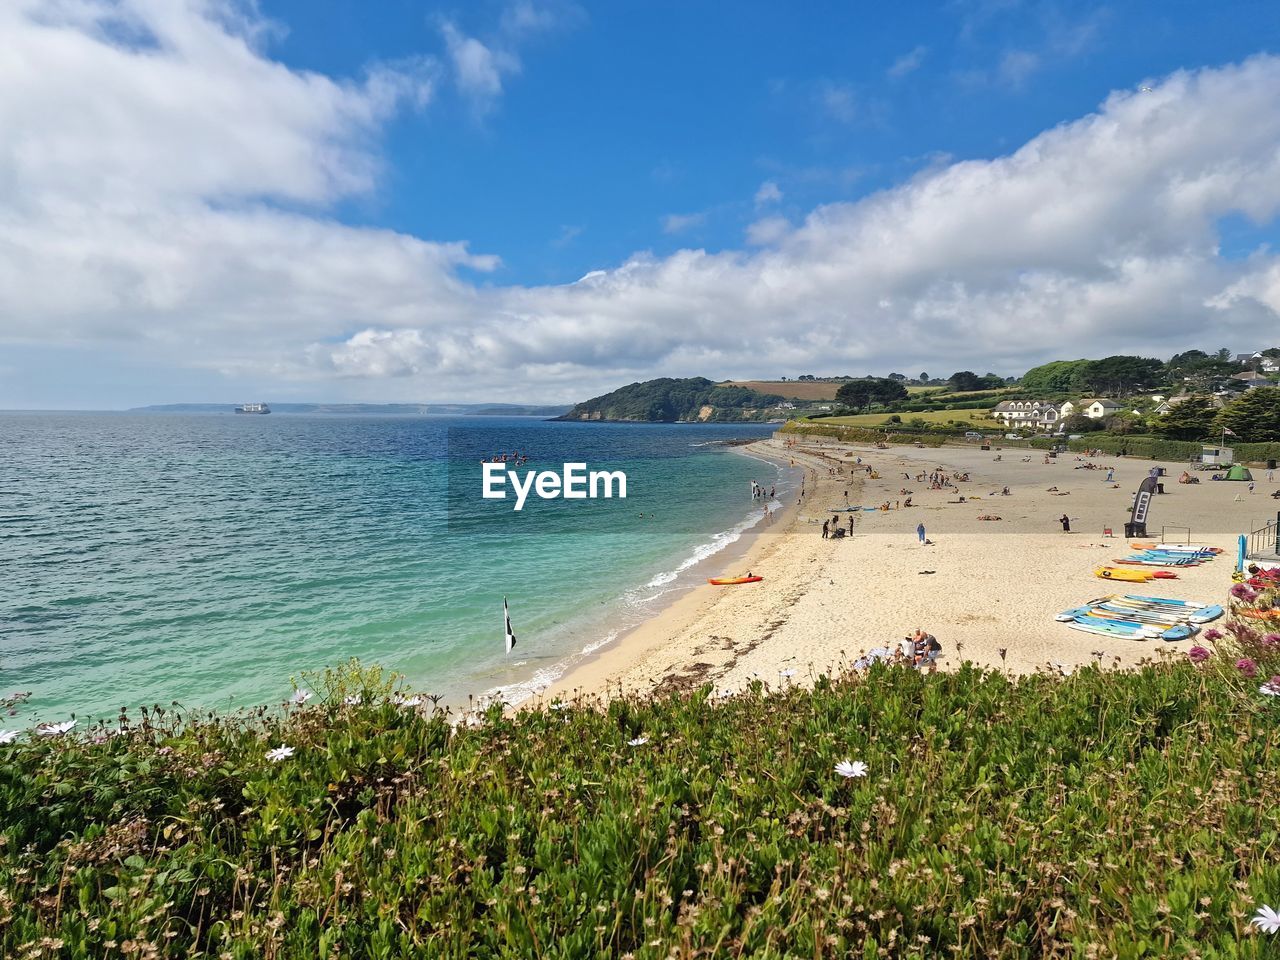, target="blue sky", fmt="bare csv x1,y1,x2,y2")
2,1,1280,407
